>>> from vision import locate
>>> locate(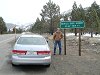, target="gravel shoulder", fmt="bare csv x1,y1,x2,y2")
47,34,100,75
